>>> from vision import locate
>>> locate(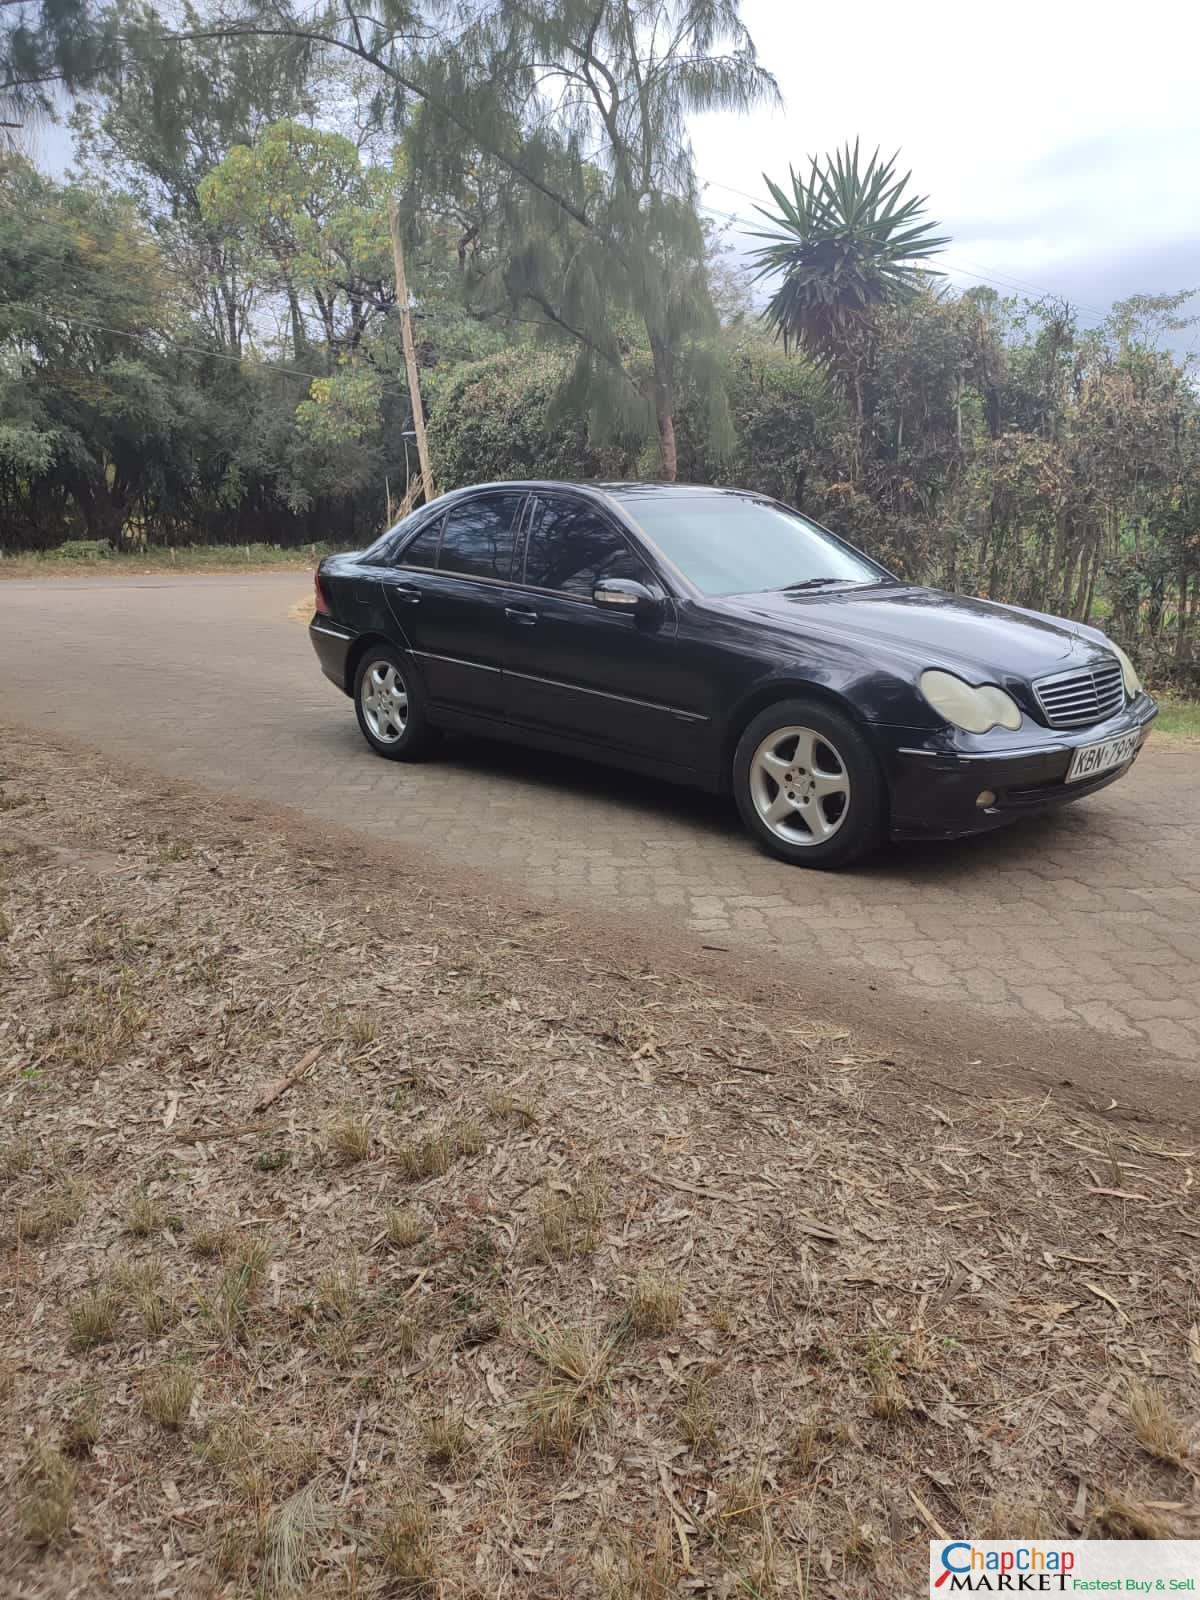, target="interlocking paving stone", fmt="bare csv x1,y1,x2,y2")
1,572,1197,1066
